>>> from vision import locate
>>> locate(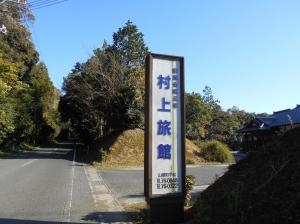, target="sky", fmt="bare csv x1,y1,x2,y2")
29,0,300,114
